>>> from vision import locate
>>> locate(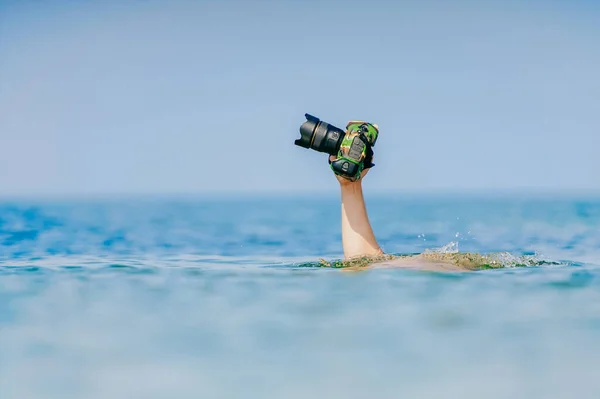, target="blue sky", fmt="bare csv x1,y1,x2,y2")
1,0,599,196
